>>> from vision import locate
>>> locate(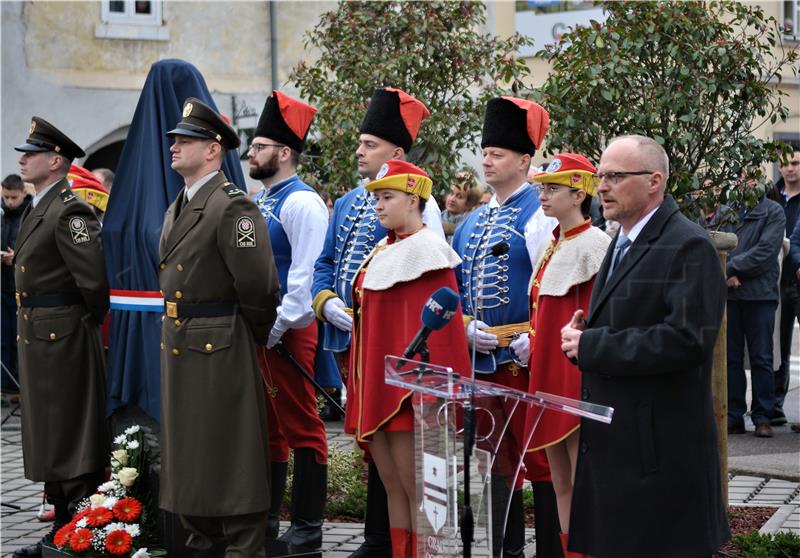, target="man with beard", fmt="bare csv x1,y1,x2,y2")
311,87,441,558
250,90,330,550
159,98,279,558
